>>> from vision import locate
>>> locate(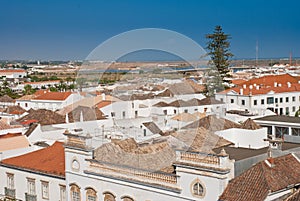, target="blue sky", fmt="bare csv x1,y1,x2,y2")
0,0,299,60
